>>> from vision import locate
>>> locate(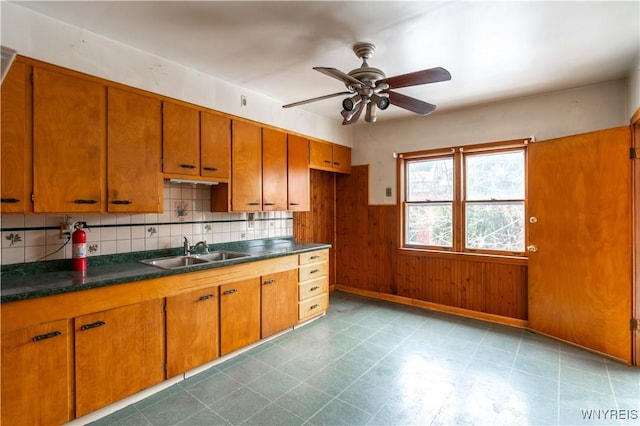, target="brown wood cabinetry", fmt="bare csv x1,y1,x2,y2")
162,101,200,176
220,277,261,355
74,299,165,417
166,286,219,378
298,250,330,322
201,111,231,181
107,88,162,212
262,128,288,210
309,140,351,173
1,319,71,426
33,67,106,212
261,269,298,338
0,60,31,213
287,134,310,211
